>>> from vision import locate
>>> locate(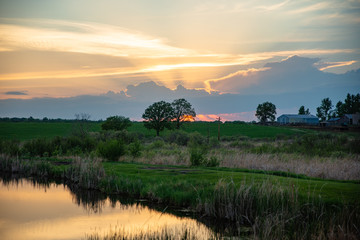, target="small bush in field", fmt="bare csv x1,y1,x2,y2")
97,140,125,161
148,139,165,149
190,148,206,166
23,138,54,157
0,140,20,156
128,141,142,158
206,156,220,167
167,131,190,146
188,132,207,147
